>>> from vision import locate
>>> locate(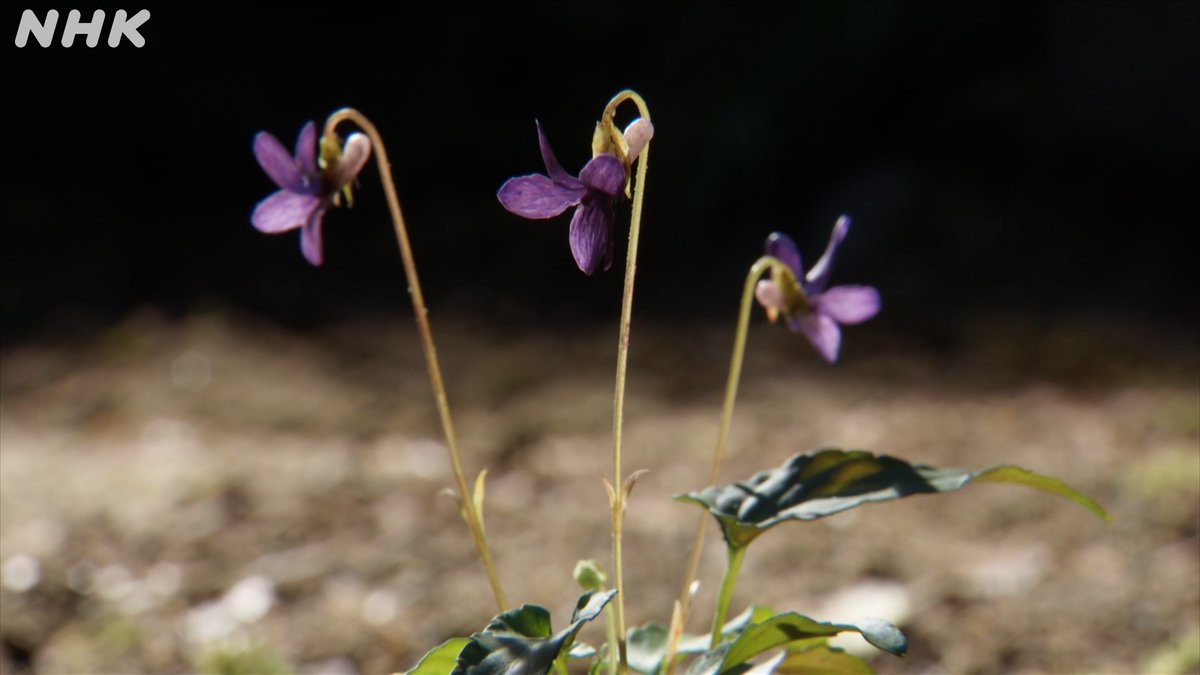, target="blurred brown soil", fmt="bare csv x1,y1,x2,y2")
1,307,1197,674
